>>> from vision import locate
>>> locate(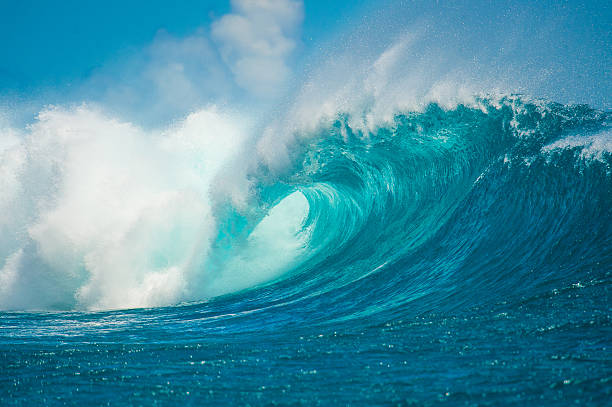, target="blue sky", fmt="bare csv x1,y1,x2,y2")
0,0,373,91
0,0,609,126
